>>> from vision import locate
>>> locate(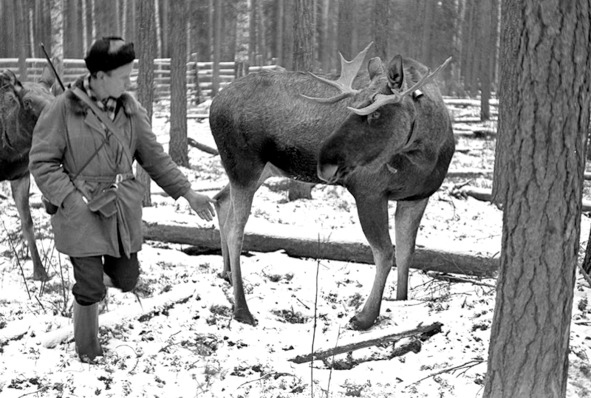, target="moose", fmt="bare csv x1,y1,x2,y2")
210,43,455,330
0,69,55,281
